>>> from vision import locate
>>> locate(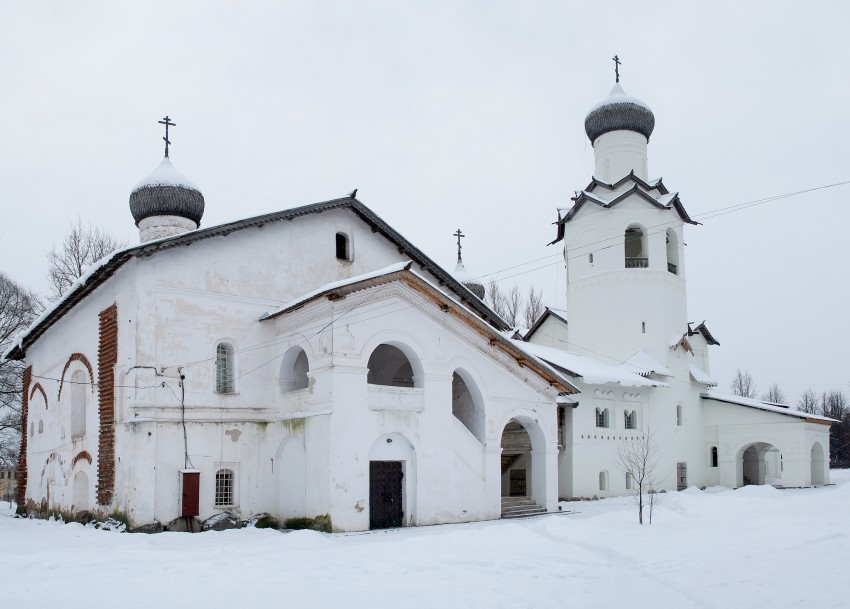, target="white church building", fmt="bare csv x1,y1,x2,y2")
6,77,832,532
